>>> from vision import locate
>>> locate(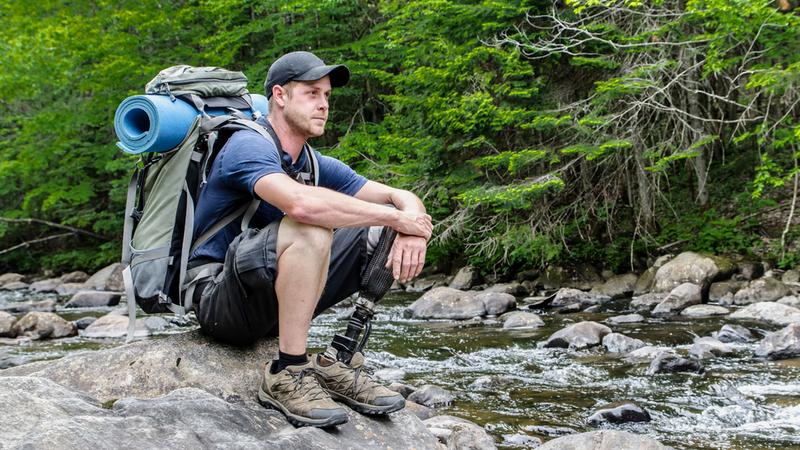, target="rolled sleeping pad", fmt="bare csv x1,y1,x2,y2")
114,94,269,154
